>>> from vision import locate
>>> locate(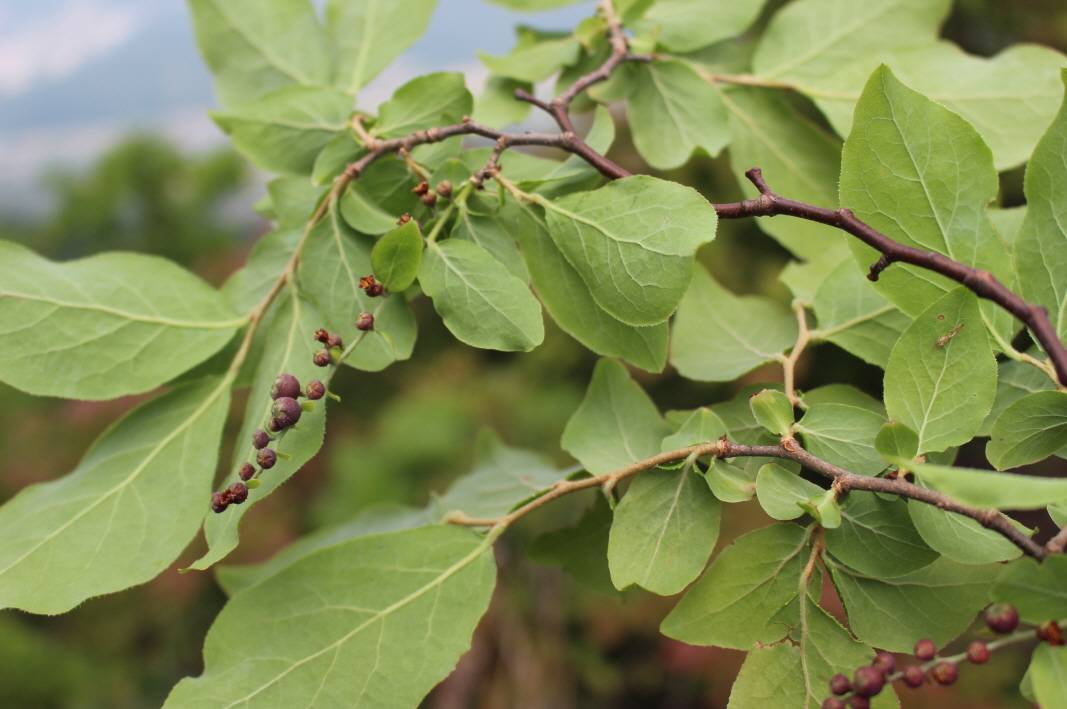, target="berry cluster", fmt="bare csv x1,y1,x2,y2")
820,603,1061,708
358,274,385,297
411,179,452,208
313,328,344,368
